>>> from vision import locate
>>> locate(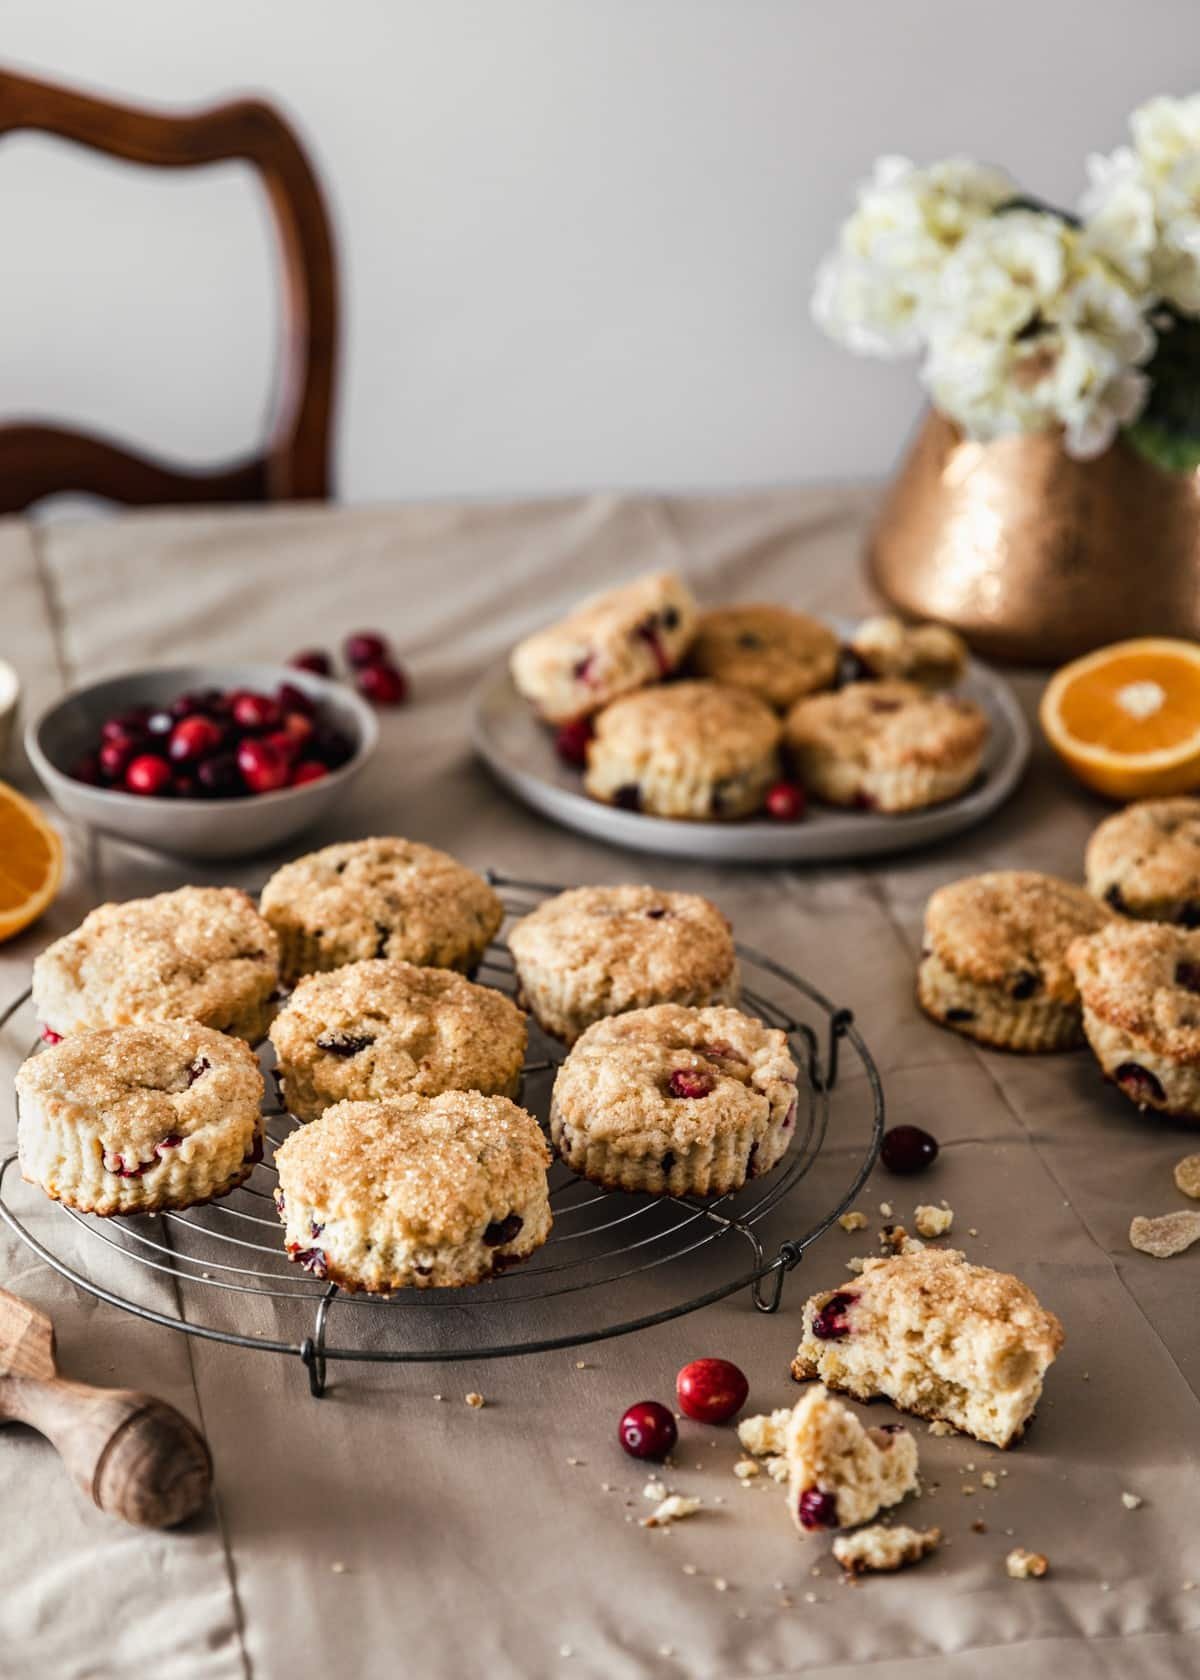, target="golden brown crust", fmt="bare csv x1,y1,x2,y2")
1068,920,1200,1063
1085,798,1200,922
686,605,839,711
924,871,1112,1004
